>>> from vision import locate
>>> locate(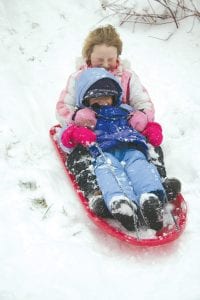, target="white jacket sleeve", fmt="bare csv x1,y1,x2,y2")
128,70,154,113
56,71,81,126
